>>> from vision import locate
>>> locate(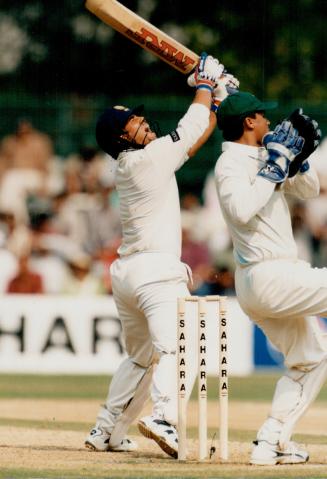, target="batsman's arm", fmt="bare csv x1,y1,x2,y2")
188,110,217,158
187,53,219,157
